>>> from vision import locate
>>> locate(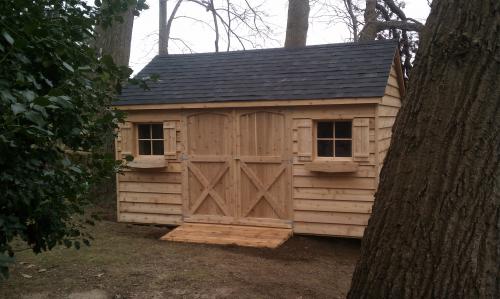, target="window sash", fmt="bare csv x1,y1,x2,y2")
137,124,164,156
316,121,353,158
